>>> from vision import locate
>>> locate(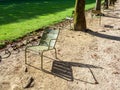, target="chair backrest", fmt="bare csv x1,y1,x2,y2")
39,29,60,49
